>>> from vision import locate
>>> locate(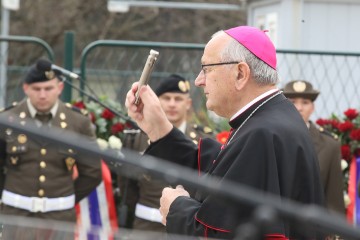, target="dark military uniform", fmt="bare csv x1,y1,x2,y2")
0,60,102,225
132,123,213,232
120,74,214,232
309,121,344,214
0,100,102,222
283,80,345,215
